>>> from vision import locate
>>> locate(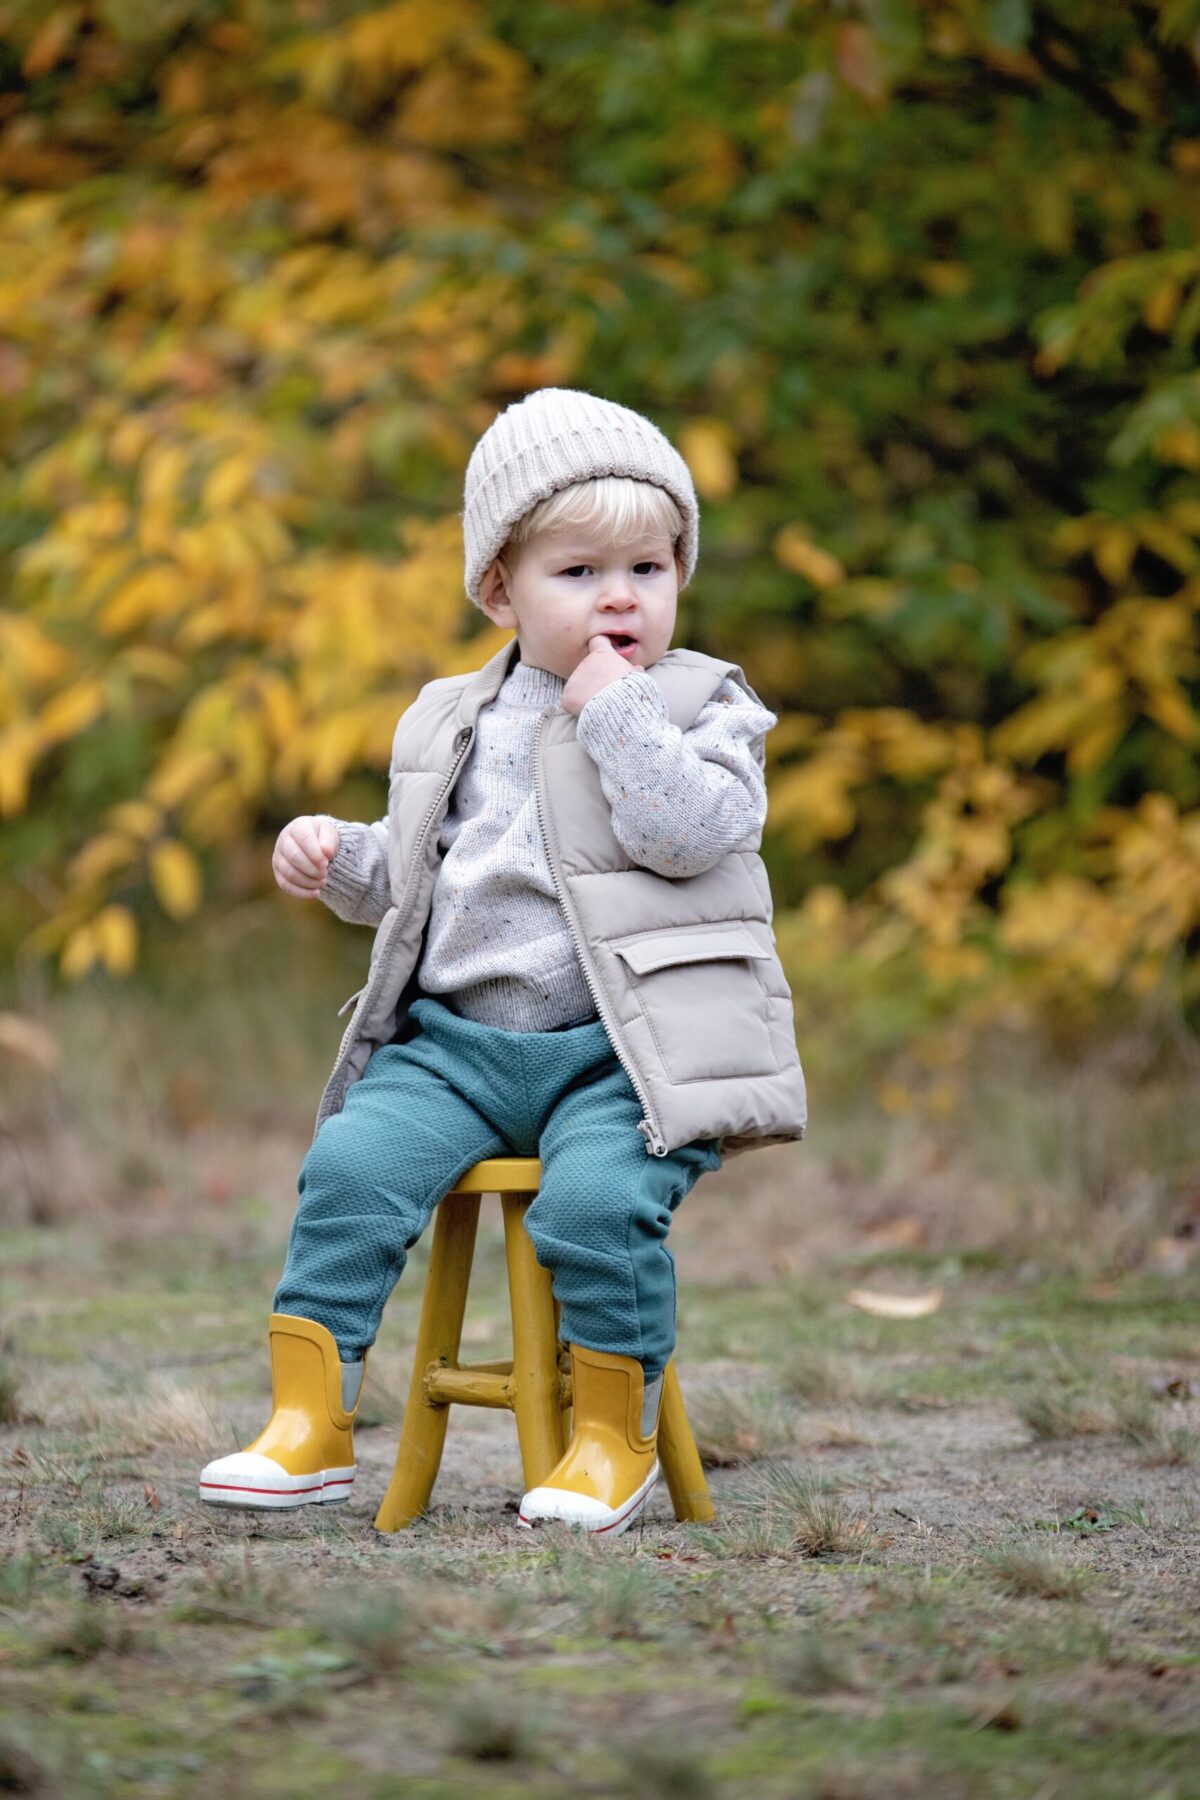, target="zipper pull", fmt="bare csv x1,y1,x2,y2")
637,1119,669,1157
